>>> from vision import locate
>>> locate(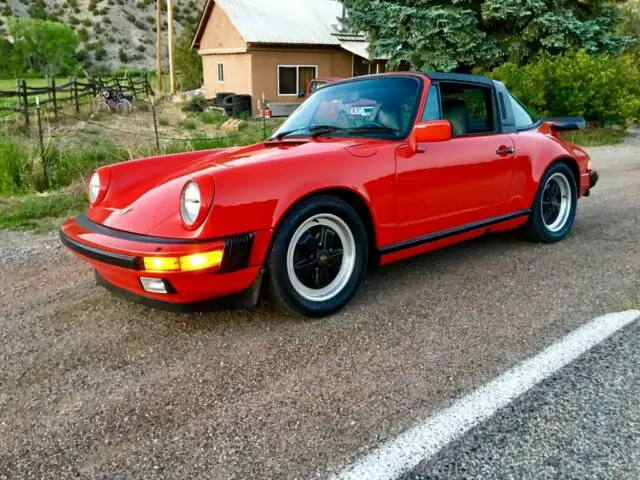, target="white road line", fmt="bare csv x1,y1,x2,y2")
333,309,640,480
